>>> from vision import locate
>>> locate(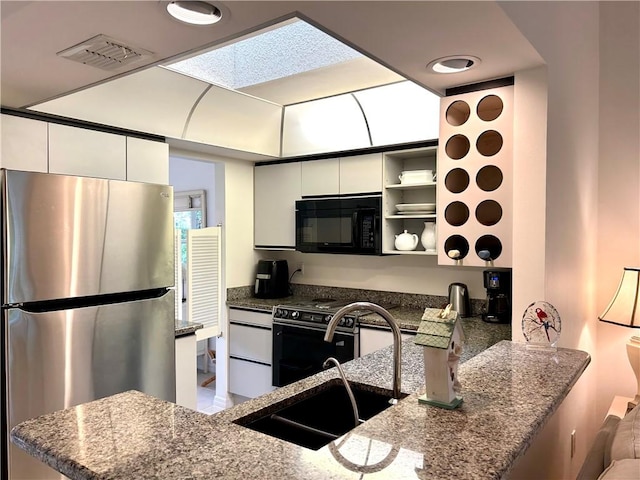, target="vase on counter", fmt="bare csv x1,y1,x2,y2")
421,221,436,252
